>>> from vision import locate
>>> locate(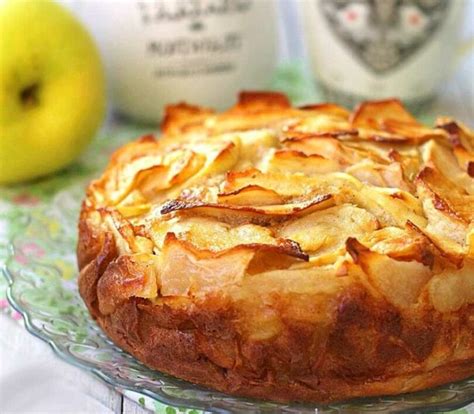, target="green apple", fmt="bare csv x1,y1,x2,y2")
0,0,105,184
